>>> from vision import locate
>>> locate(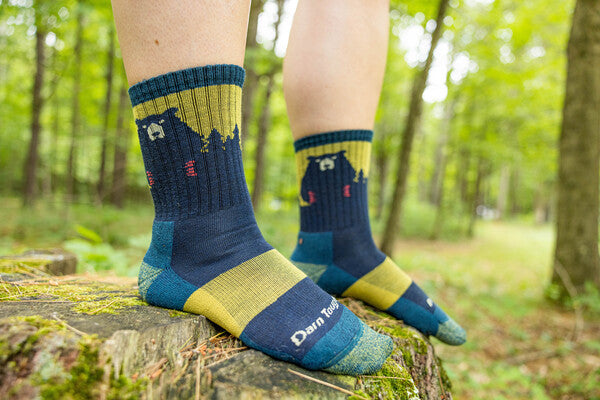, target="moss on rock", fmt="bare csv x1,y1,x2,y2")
0,316,146,399
339,297,453,399
168,309,190,318
380,325,429,355
0,249,77,277
0,259,54,275
0,277,145,315
353,332,421,400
